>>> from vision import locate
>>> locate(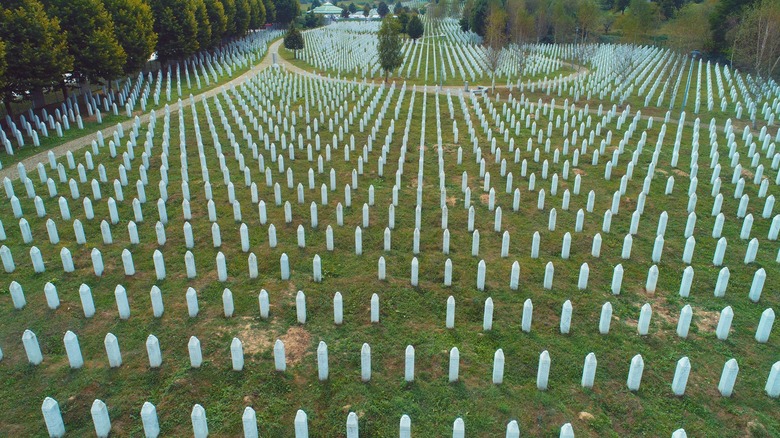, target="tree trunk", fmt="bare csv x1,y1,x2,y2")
31,88,46,110
61,80,69,101
3,95,13,119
